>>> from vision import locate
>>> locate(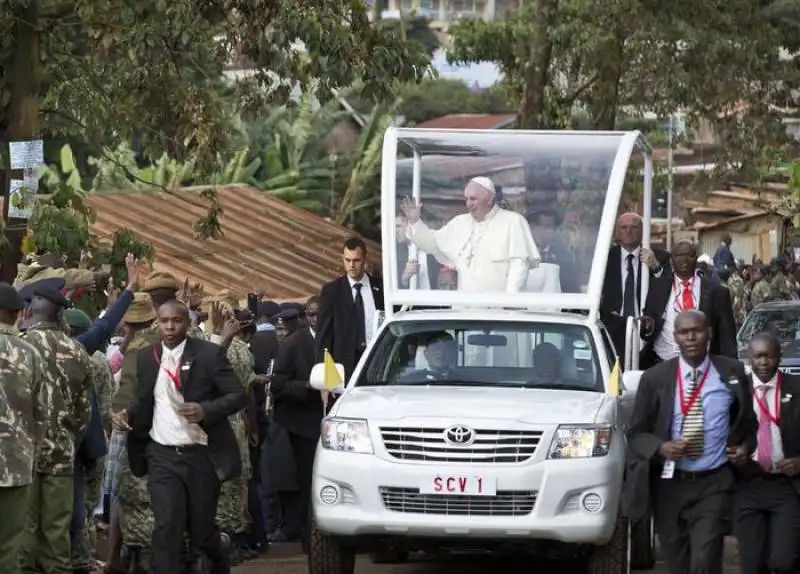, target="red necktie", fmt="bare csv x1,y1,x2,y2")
681,279,694,310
